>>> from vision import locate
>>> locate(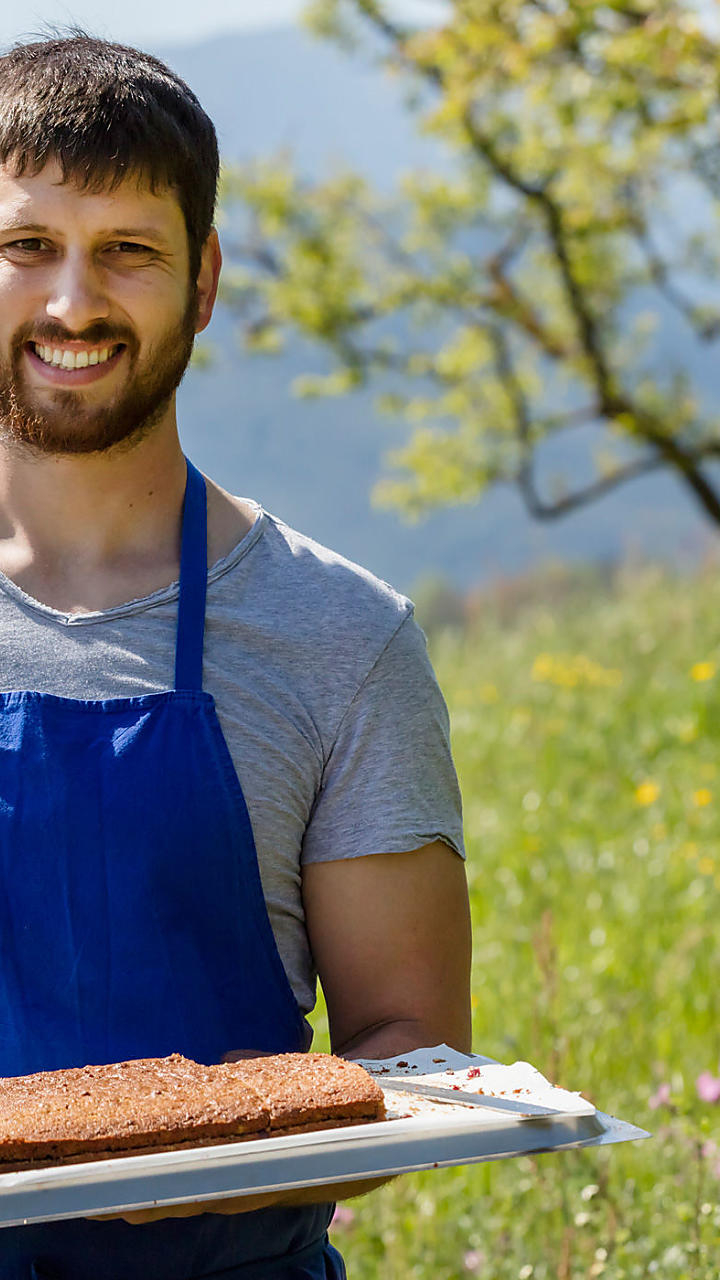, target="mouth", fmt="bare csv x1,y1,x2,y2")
24,340,127,385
